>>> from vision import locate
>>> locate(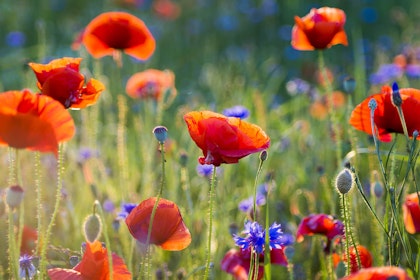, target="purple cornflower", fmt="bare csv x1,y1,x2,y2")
117,202,137,220
222,105,250,119
369,64,403,85
234,221,283,254
19,254,36,279
406,64,420,78
103,199,115,213
238,193,266,213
